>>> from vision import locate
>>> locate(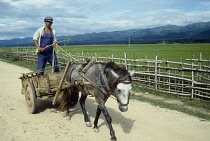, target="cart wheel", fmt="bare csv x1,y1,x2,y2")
68,92,79,107
25,81,37,114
